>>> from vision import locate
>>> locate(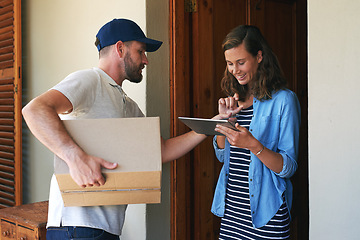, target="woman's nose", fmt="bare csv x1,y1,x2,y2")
233,64,241,74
